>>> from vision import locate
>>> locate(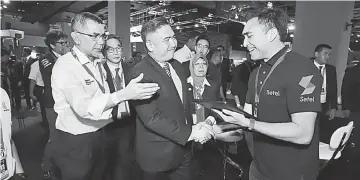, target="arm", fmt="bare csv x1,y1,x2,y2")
29,79,37,100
